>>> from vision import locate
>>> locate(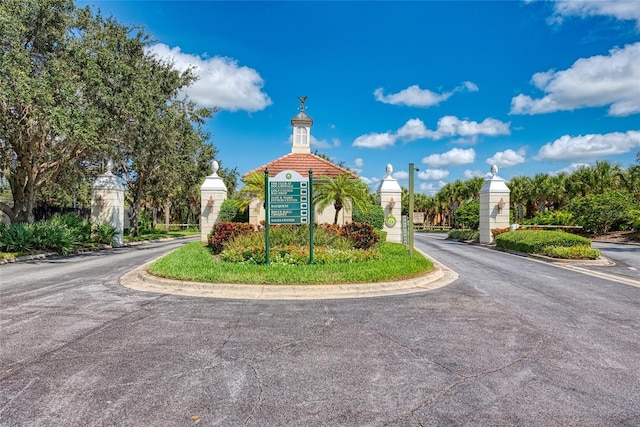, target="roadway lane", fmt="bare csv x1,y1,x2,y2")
1,235,639,426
